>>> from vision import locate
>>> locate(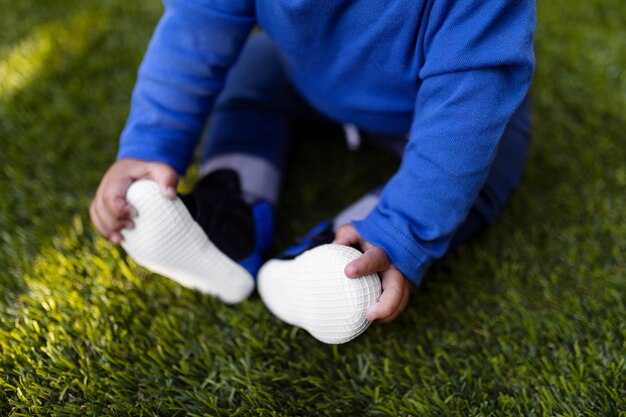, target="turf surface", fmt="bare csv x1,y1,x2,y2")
0,0,624,415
